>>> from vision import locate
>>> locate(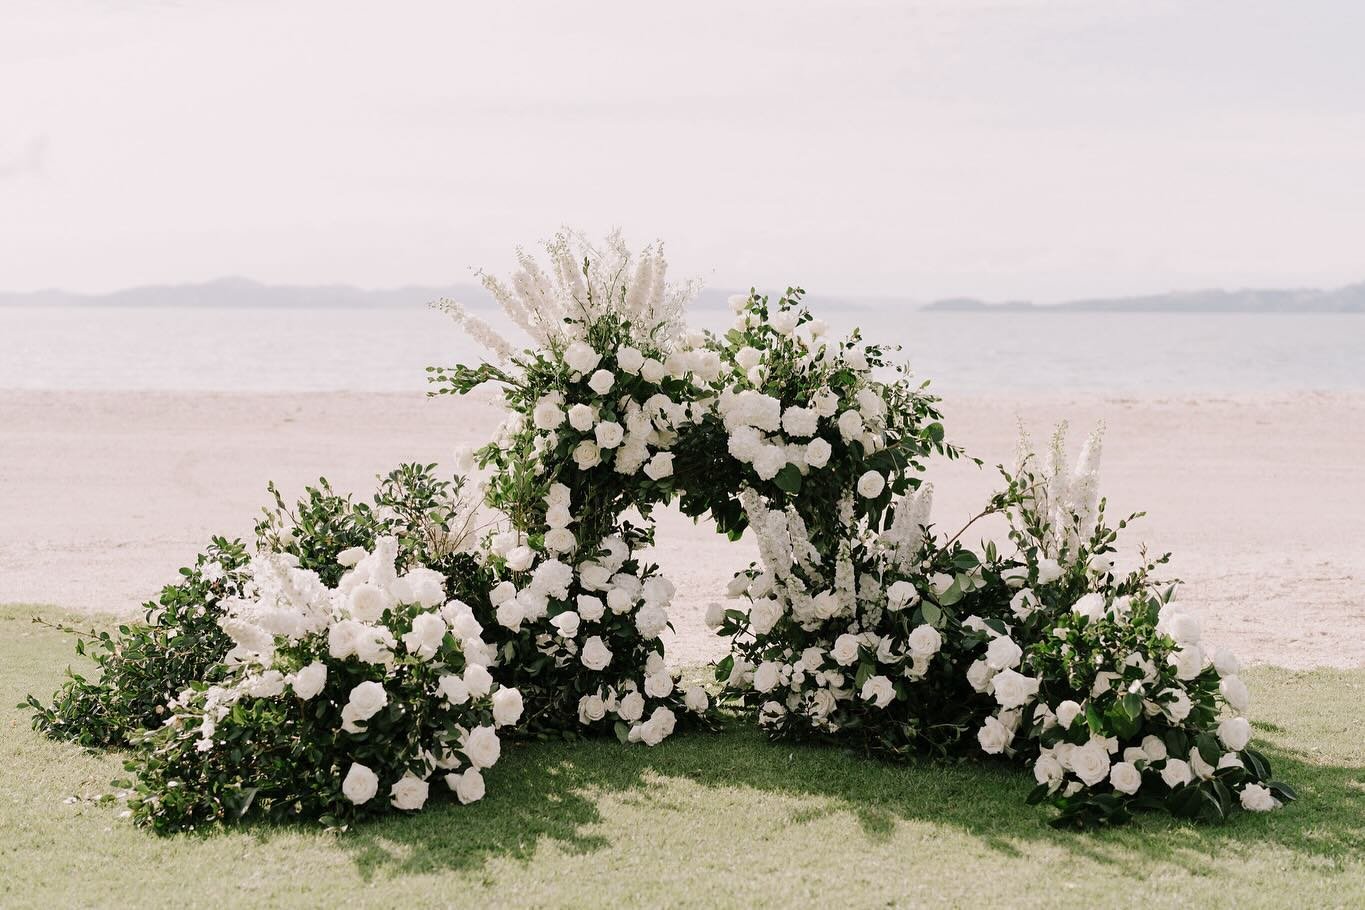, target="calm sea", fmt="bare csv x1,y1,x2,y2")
3,306,1362,395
